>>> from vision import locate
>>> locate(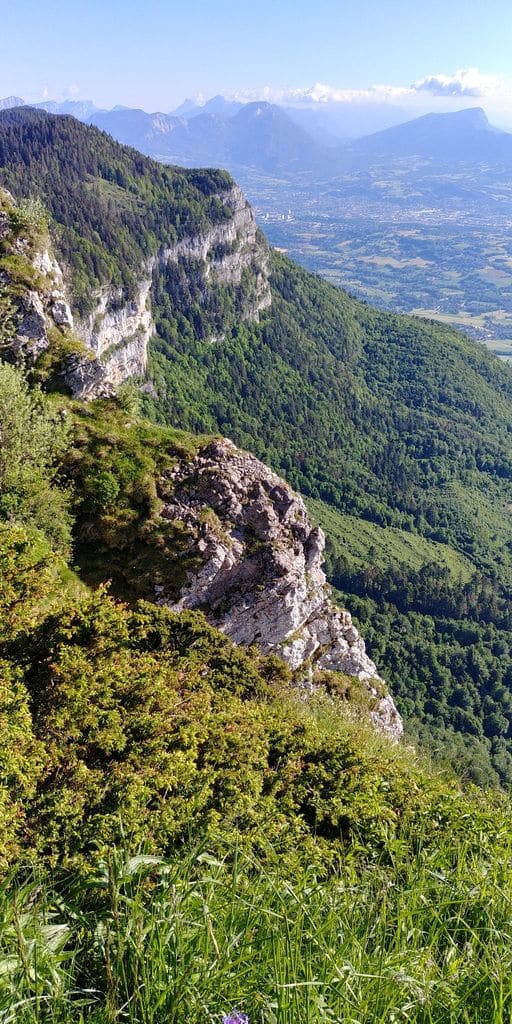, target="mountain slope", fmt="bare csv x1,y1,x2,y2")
4,110,512,780
89,100,338,174
347,107,512,165
88,107,187,152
